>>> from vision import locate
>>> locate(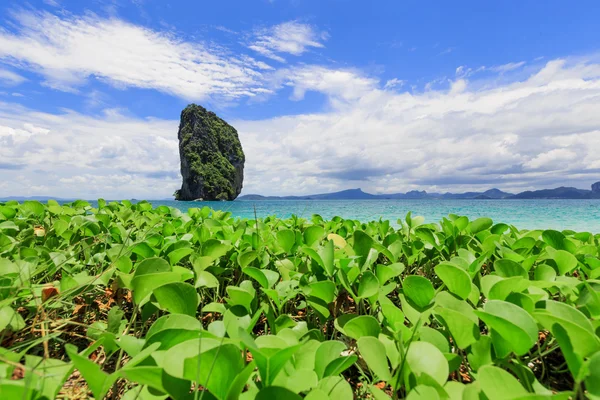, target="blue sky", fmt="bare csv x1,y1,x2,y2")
1,0,600,198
